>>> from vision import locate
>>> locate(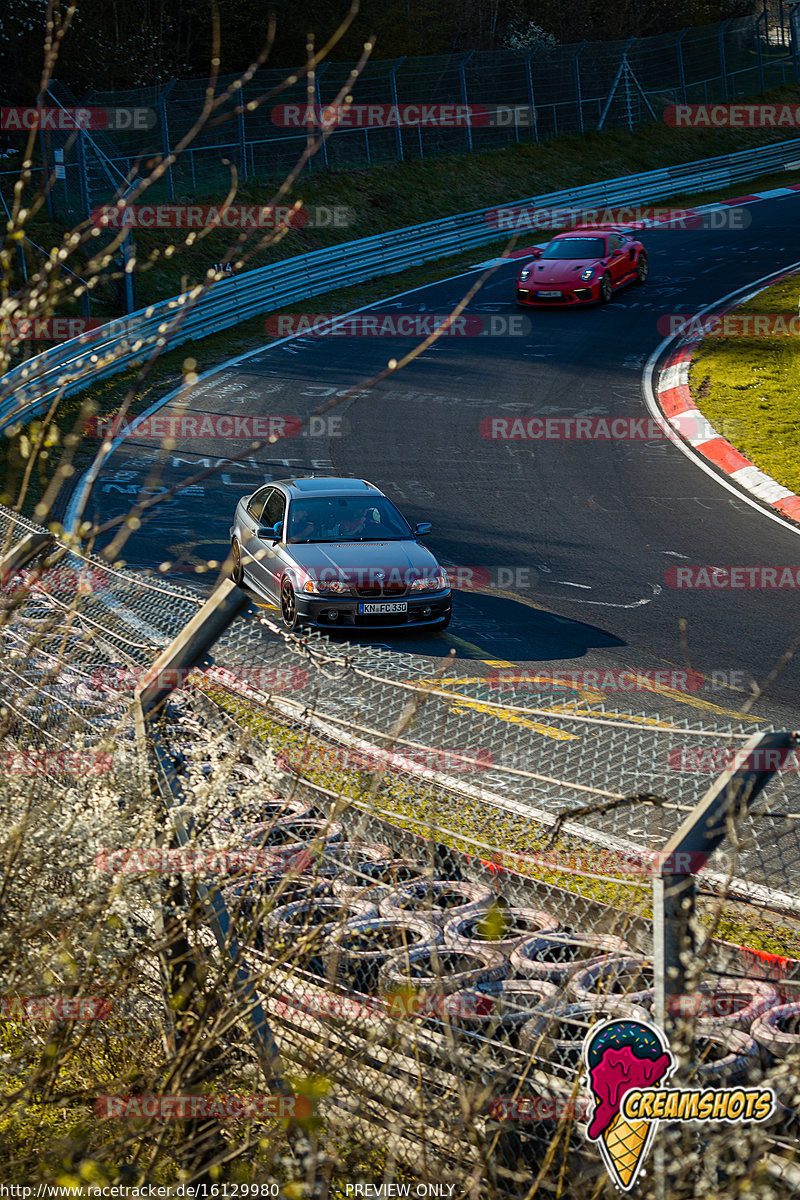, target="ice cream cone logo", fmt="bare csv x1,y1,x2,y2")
583,1019,675,1192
